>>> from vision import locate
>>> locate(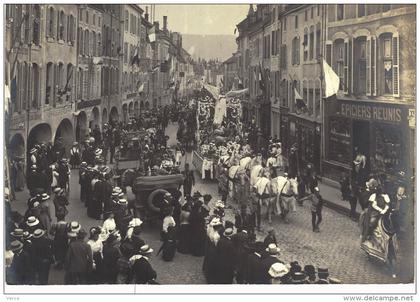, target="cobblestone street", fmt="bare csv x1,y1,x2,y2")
10,123,413,285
